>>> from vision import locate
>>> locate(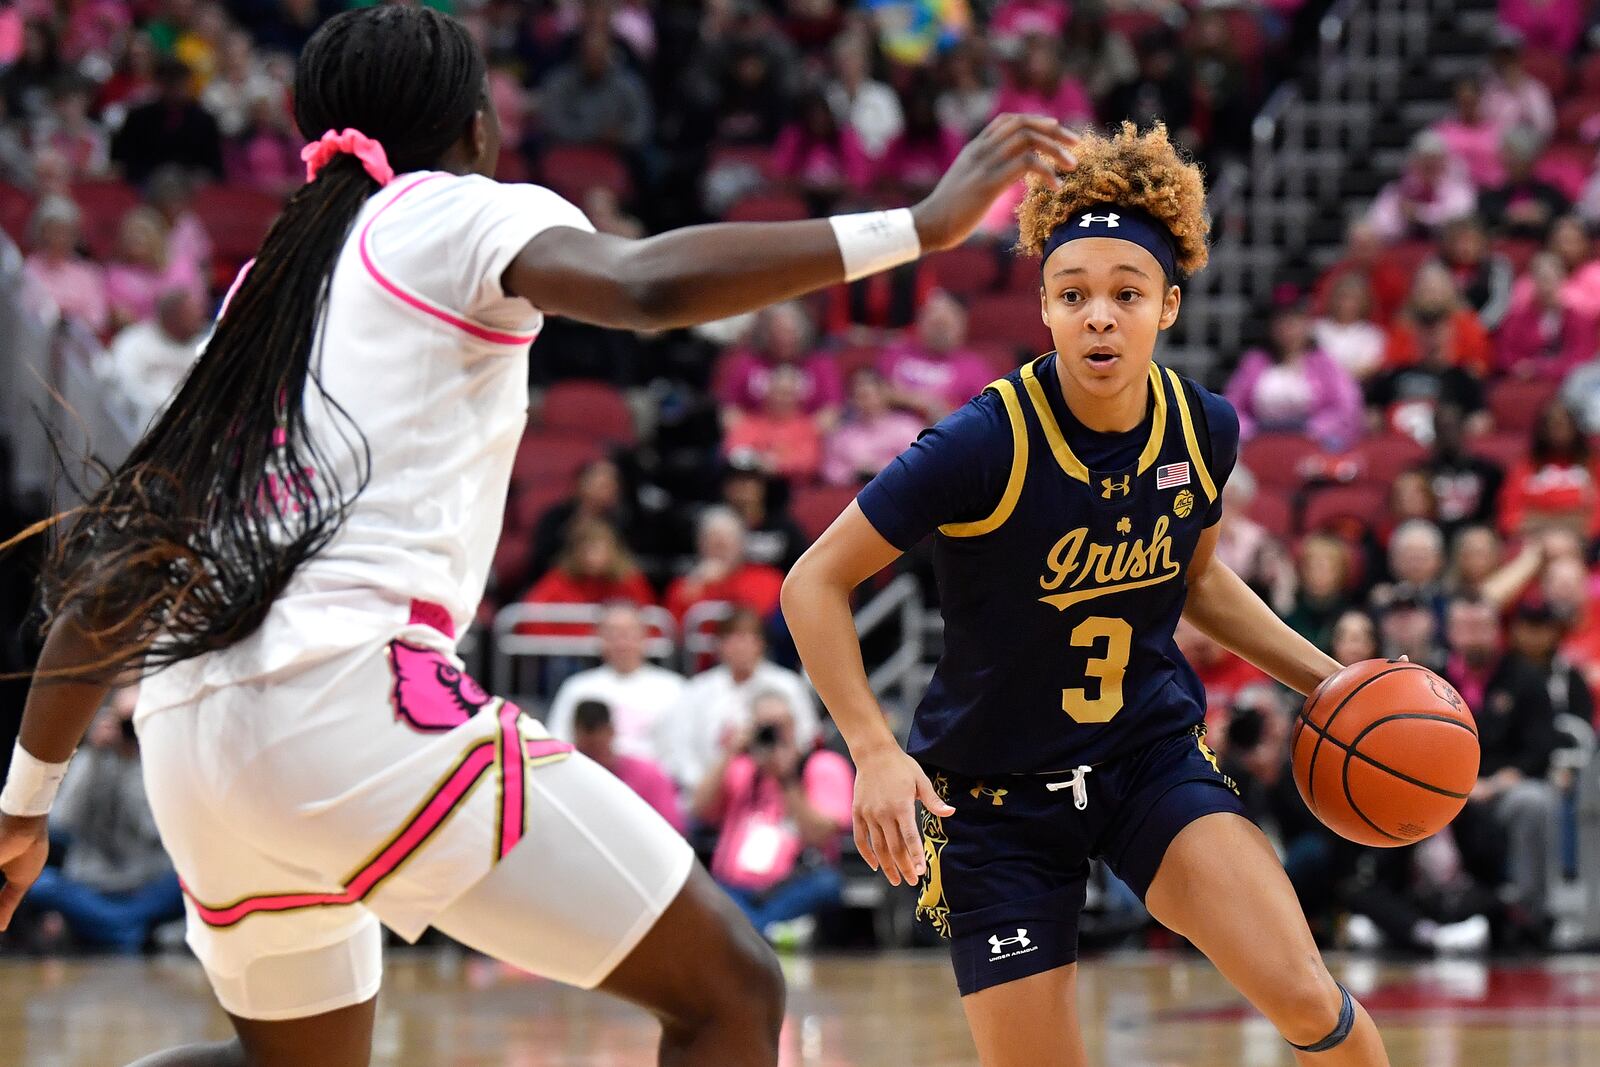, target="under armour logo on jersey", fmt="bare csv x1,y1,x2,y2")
1080,213,1120,228
1101,475,1132,499
970,784,1009,807
989,929,1032,955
